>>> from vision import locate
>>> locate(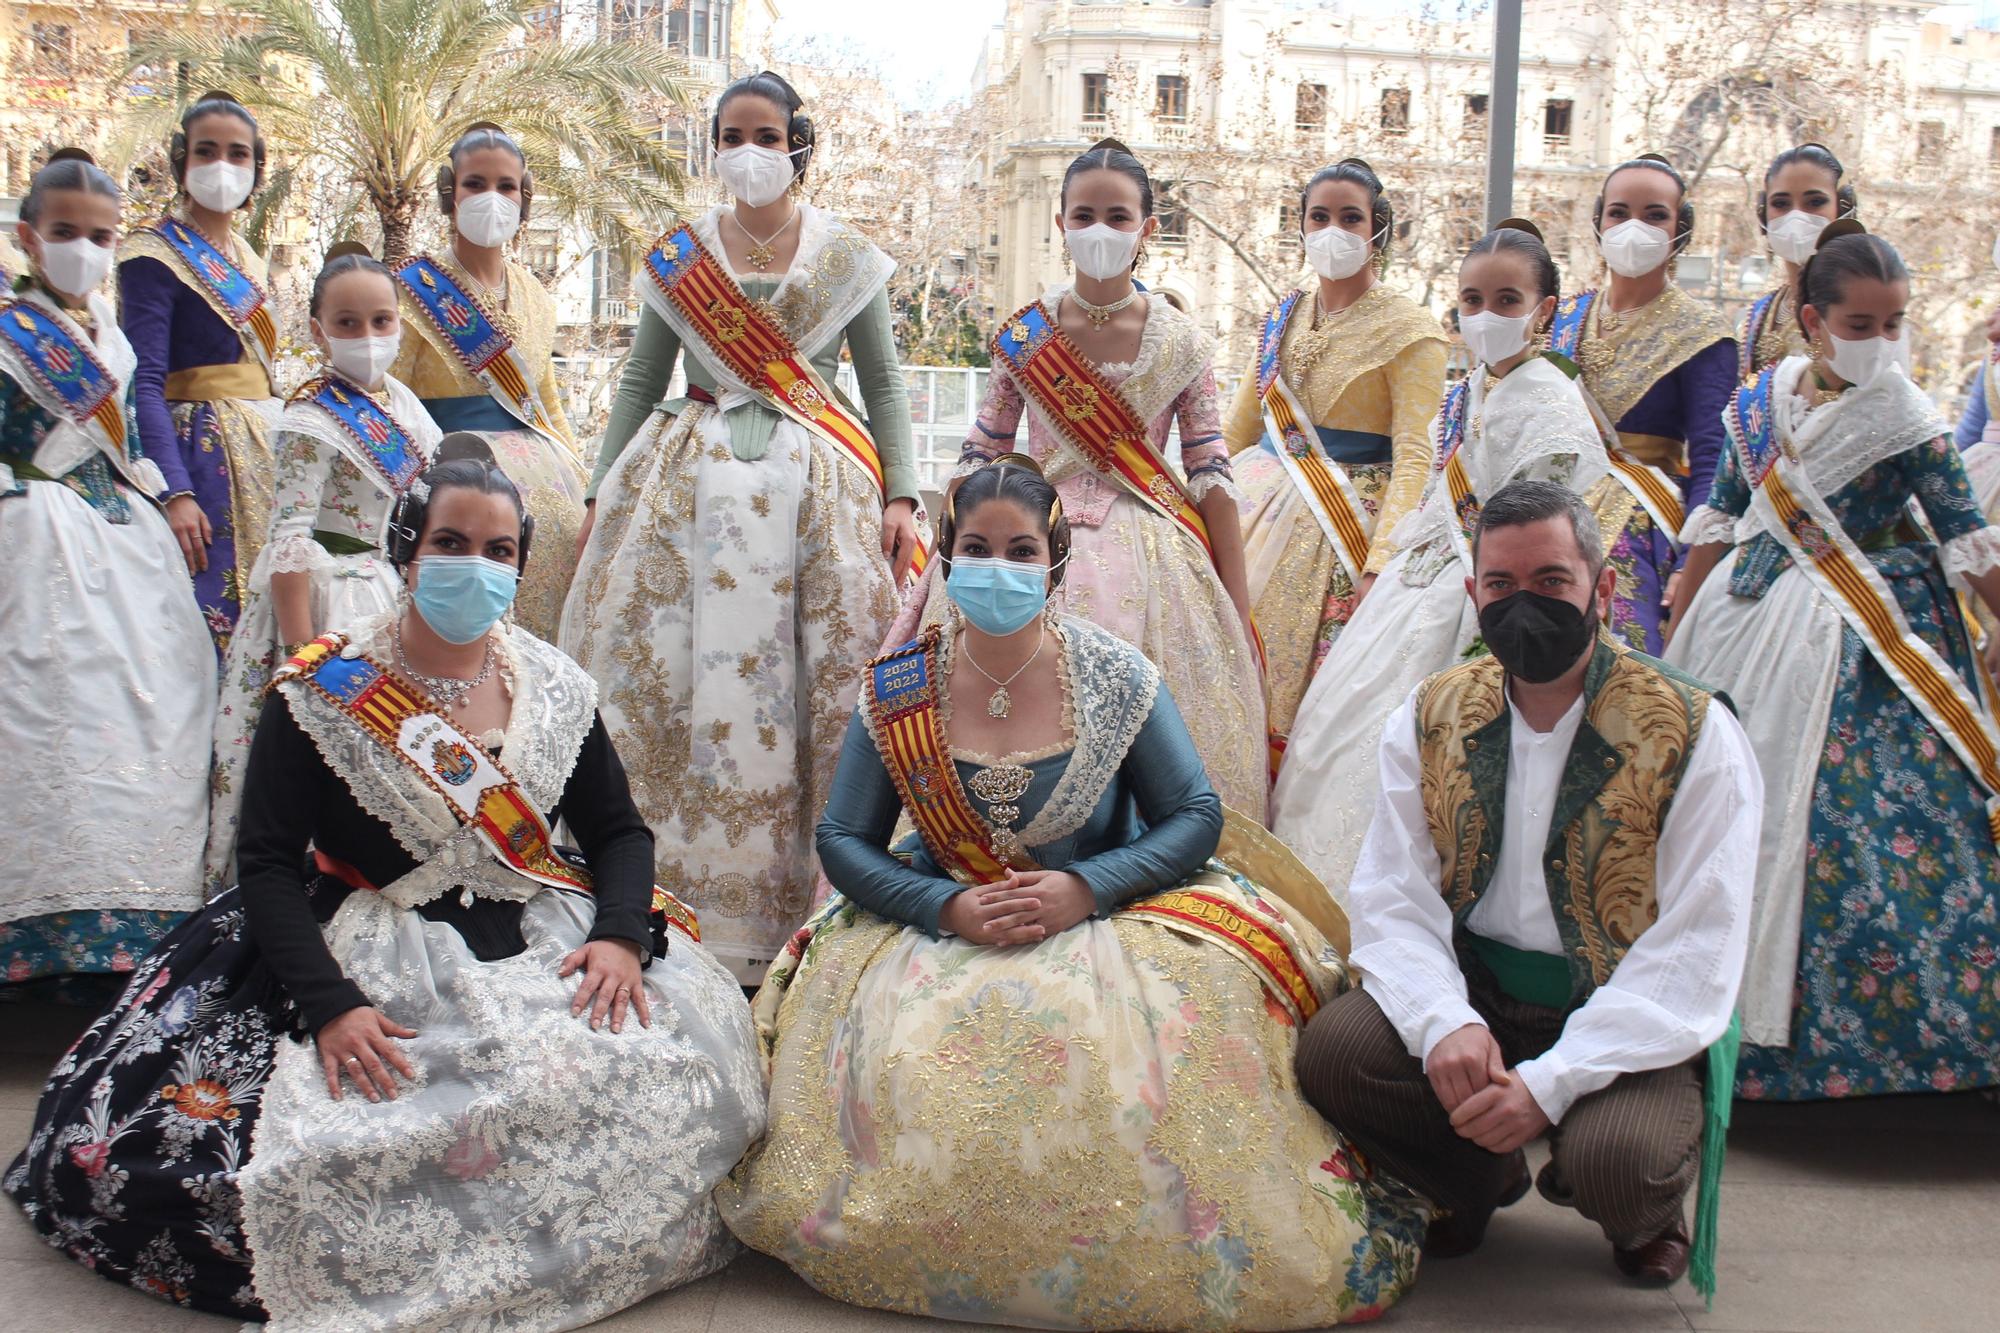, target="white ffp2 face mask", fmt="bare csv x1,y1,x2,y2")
324,332,402,389
714,144,802,208
454,190,521,248
1598,218,1674,278
1765,210,1829,266
1303,225,1382,281
186,160,255,213
1458,310,1534,368
1064,223,1141,281
35,233,115,298
1822,330,1905,390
